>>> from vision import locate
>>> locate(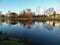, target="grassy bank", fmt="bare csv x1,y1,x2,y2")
47,18,60,21
0,32,25,45
0,18,60,21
